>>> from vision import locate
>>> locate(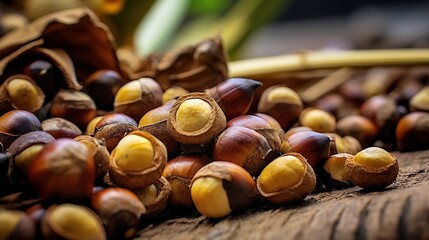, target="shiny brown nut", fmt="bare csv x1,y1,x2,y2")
257,152,316,204
91,187,145,239
41,117,82,139
23,59,62,100
84,70,124,111
395,112,429,152
254,113,285,140
28,139,95,201
205,78,262,120
109,131,167,189
0,110,41,151
190,161,256,218
167,92,226,145
162,154,211,207
336,115,378,148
